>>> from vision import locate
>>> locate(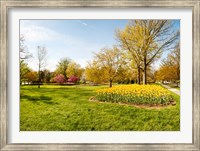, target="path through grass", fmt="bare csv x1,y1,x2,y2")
20,85,180,131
